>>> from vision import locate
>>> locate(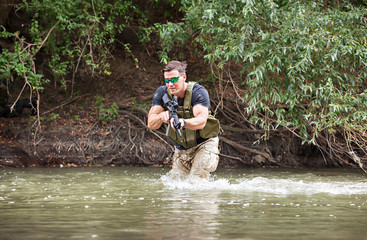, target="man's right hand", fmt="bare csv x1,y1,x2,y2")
159,111,170,124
